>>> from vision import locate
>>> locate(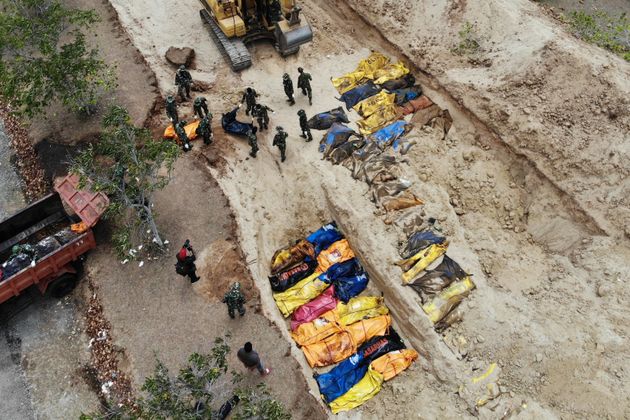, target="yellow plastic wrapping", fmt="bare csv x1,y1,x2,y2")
329,366,384,414
356,105,401,135
273,272,327,317
270,239,315,275
332,52,391,94
291,311,342,347
370,349,419,381
163,120,200,140
292,297,388,346
356,52,390,77
373,62,410,85
316,239,355,273
353,91,396,118
401,242,449,284
422,276,476,323
336,296,389,326
331,71,367,95
301,315,391,367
